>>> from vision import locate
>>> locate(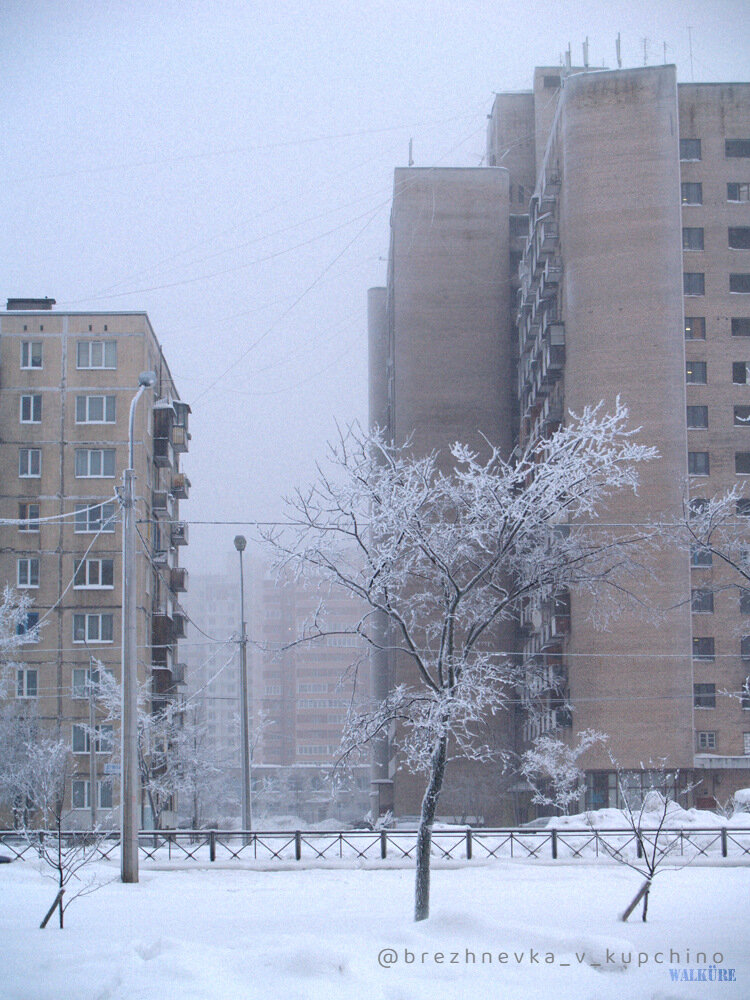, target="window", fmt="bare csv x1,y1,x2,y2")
16,611,39,643
74,558,114,589
686,360,707,384
688,451,709,476
685,316,706,340
76,340,117,369
692,637,715,660
74,502,116,533
689,497,708,517
75,395,116,423
73,613,114,643
20,341,42,369
742,636,750,660
16,668,37,698
696,731,716,751
72,780,89,809
19,448,41,477
728,182,750,202
73,723,114,754
18,502,40,532
734,362,750,384
543,75,561,88
687,405,708,428
691,588,714,612
731,274,750,293
509,215,529,238
17,557,39,588
681,182,702,205
690,545,712,567
20,394,42,423
732,318,750,337
684,273,705,295
726,139,750,158
72,668,88,699
741,589,750,614
683,227,704,251
95,723,114,754
736,453,750,474
99,781,113,809
738,499,750,517
744,733,750,753
694,683,716,708
729,227,750,250
72,723,88,754
680,138,701,160
735,405,750,425
75,449,115,478
72,780,114,809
